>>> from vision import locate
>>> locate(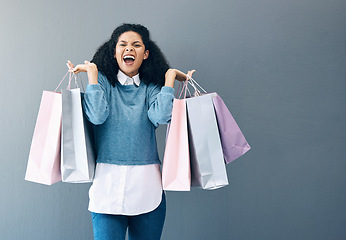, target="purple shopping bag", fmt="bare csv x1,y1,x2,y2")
212,94,251,163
